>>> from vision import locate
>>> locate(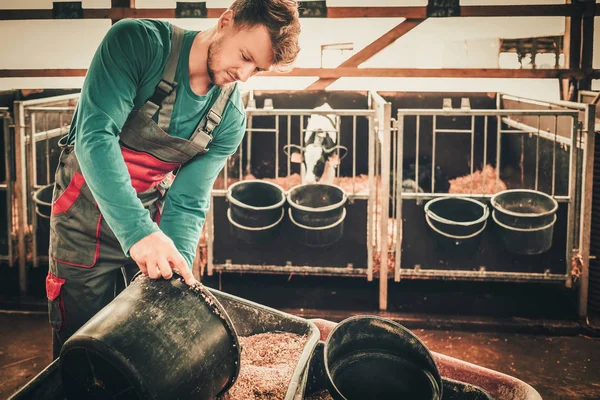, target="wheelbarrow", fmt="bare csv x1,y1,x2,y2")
306,319,543,400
